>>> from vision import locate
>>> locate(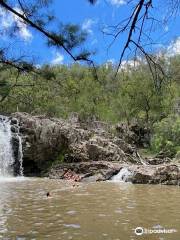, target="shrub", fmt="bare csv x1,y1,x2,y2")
151,115,180,156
